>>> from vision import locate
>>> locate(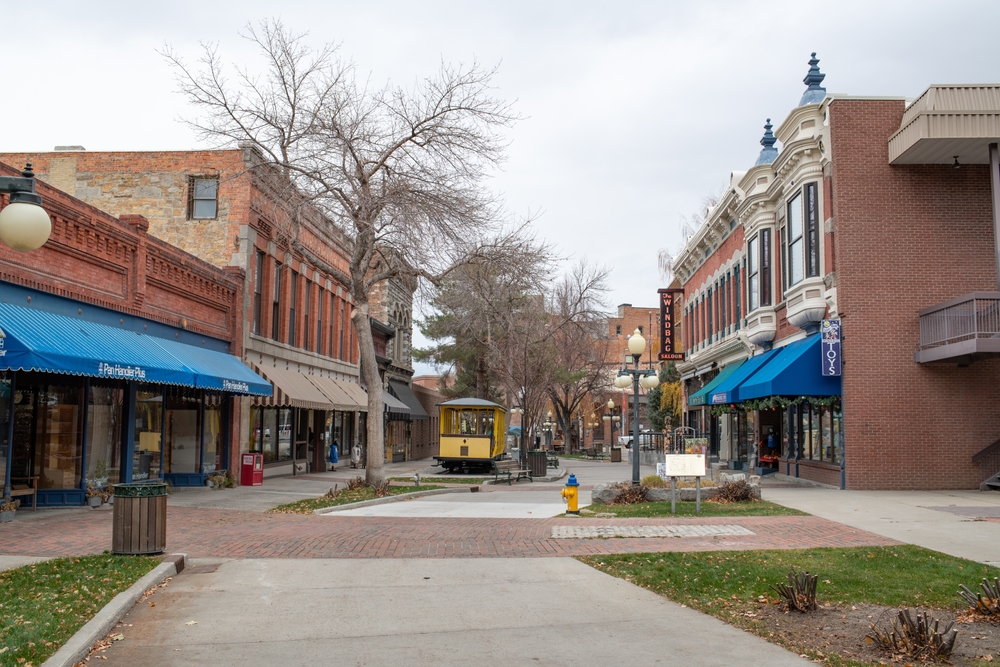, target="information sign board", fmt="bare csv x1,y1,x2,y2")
657,454,706,477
